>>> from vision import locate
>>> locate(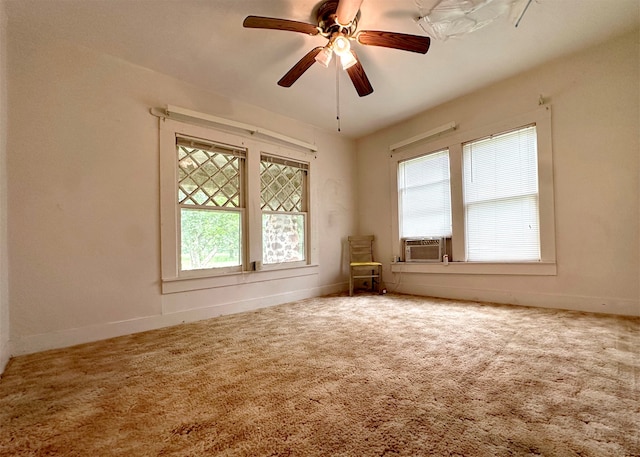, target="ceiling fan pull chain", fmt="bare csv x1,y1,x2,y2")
336,58,341,132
